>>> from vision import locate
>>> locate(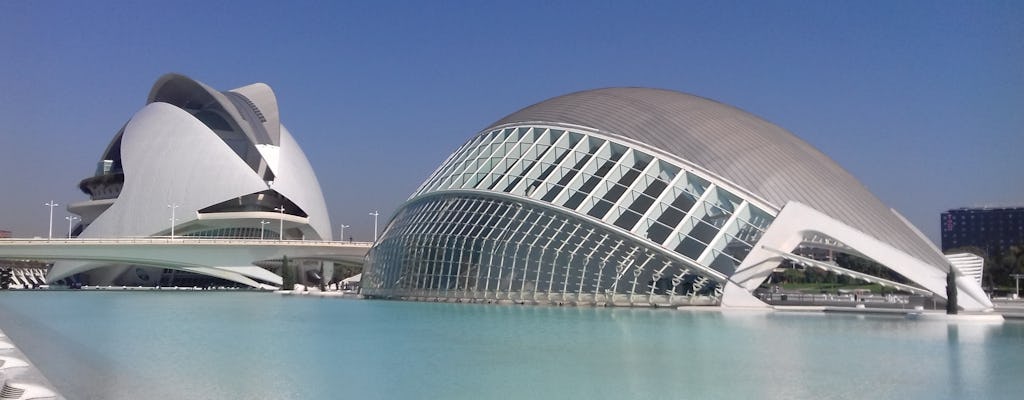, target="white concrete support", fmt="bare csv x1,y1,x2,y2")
722,201,993,311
